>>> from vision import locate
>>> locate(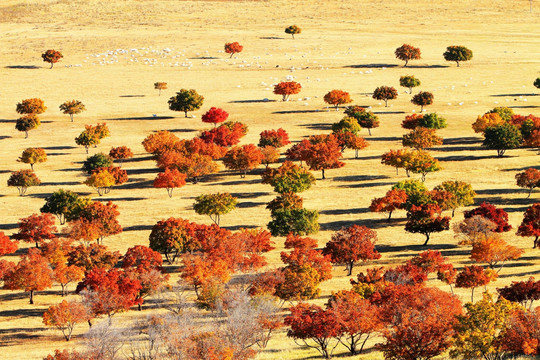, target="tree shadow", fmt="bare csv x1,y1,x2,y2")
223,224,259,231
119,94,145,98
259,36,286,40
215,178,261,186
431,145,484,152
475,188,526,195
502,165,540,172
436,154,495,161
126,168,160,175
229,99,277,103
0,136,12,140
352,154,383,161
443,137,483,145
367,136,401,142
56,167,83,172
169,128,198,133
40,181,81,186
236,201,266,208
320,217,397,231
0,308,45,318
332,174,390,182
319,207,370,215
98,197,148,202
344,64,399,69
337,181,395,189
230,191,270,199
5,65,41,69
0,223,18,230
490,93,539,97
298,123,332,131
117,155,154,163
115,179,154,190
377,243,458,254
272,110,324,114
123,224,154,232
499,269,540,279
103,116,175,121
26,192,54,199
373,111,406,115
0,119,16,123
190,56,220,59
509,105,539,109
42,145,77,150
